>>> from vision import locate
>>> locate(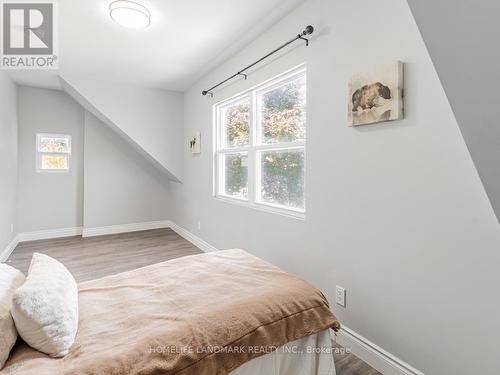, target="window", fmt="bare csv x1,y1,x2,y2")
36,134,71,172
214,66,306,216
